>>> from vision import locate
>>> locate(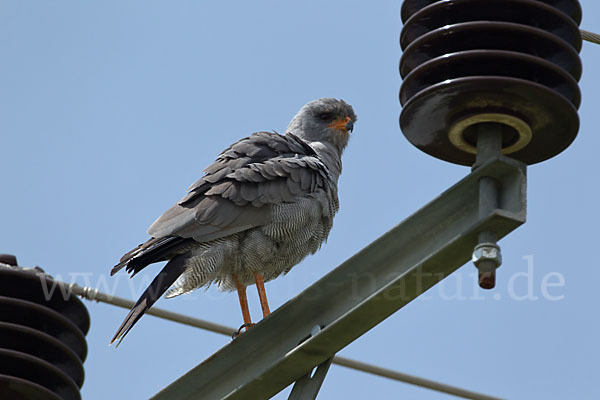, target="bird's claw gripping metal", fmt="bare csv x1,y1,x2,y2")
232,322,256,339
